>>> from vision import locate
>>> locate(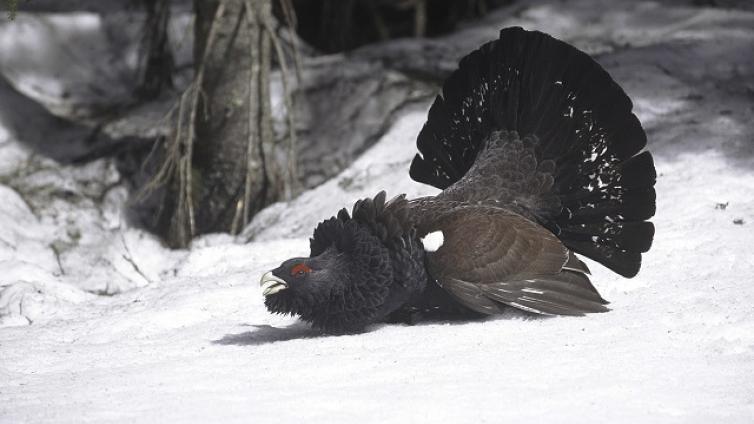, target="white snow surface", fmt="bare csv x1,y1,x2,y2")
2,1,754,422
